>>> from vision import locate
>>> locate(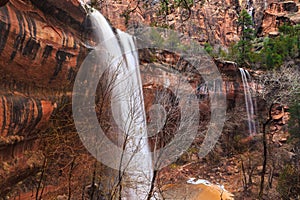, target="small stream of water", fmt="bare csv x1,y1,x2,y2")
239,68,257,135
